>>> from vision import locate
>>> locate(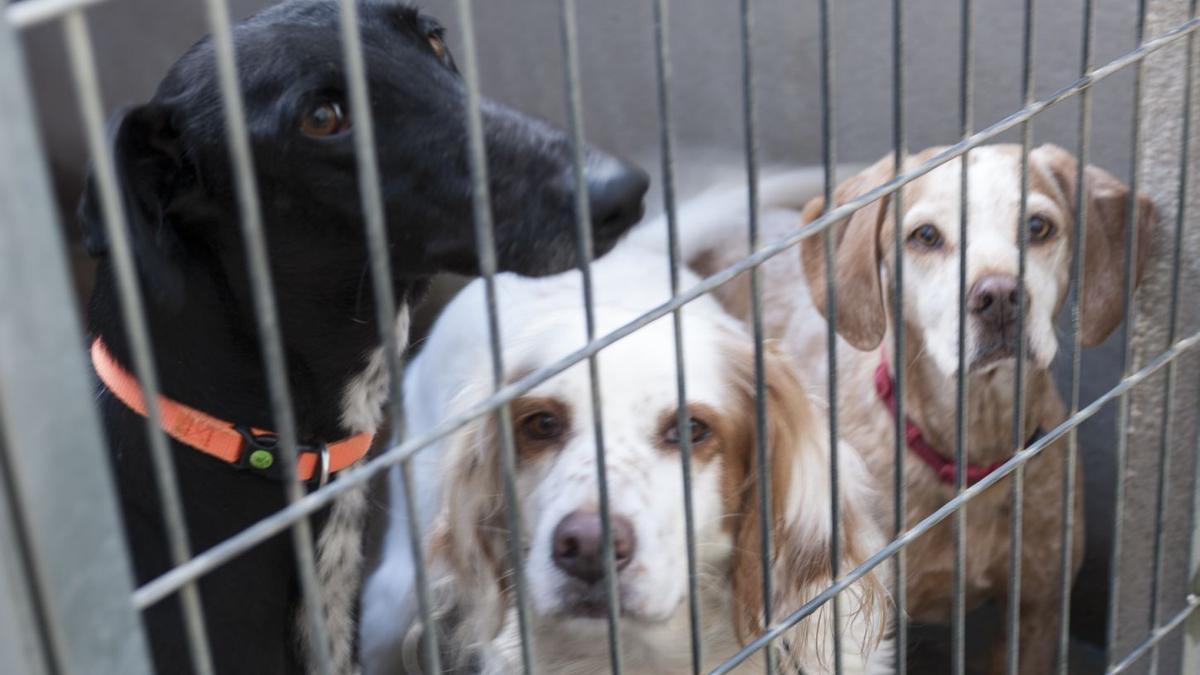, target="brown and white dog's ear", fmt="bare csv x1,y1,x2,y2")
1032,143,1158,346
425,414,510,665
725,343,888,664
799,155,896,351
